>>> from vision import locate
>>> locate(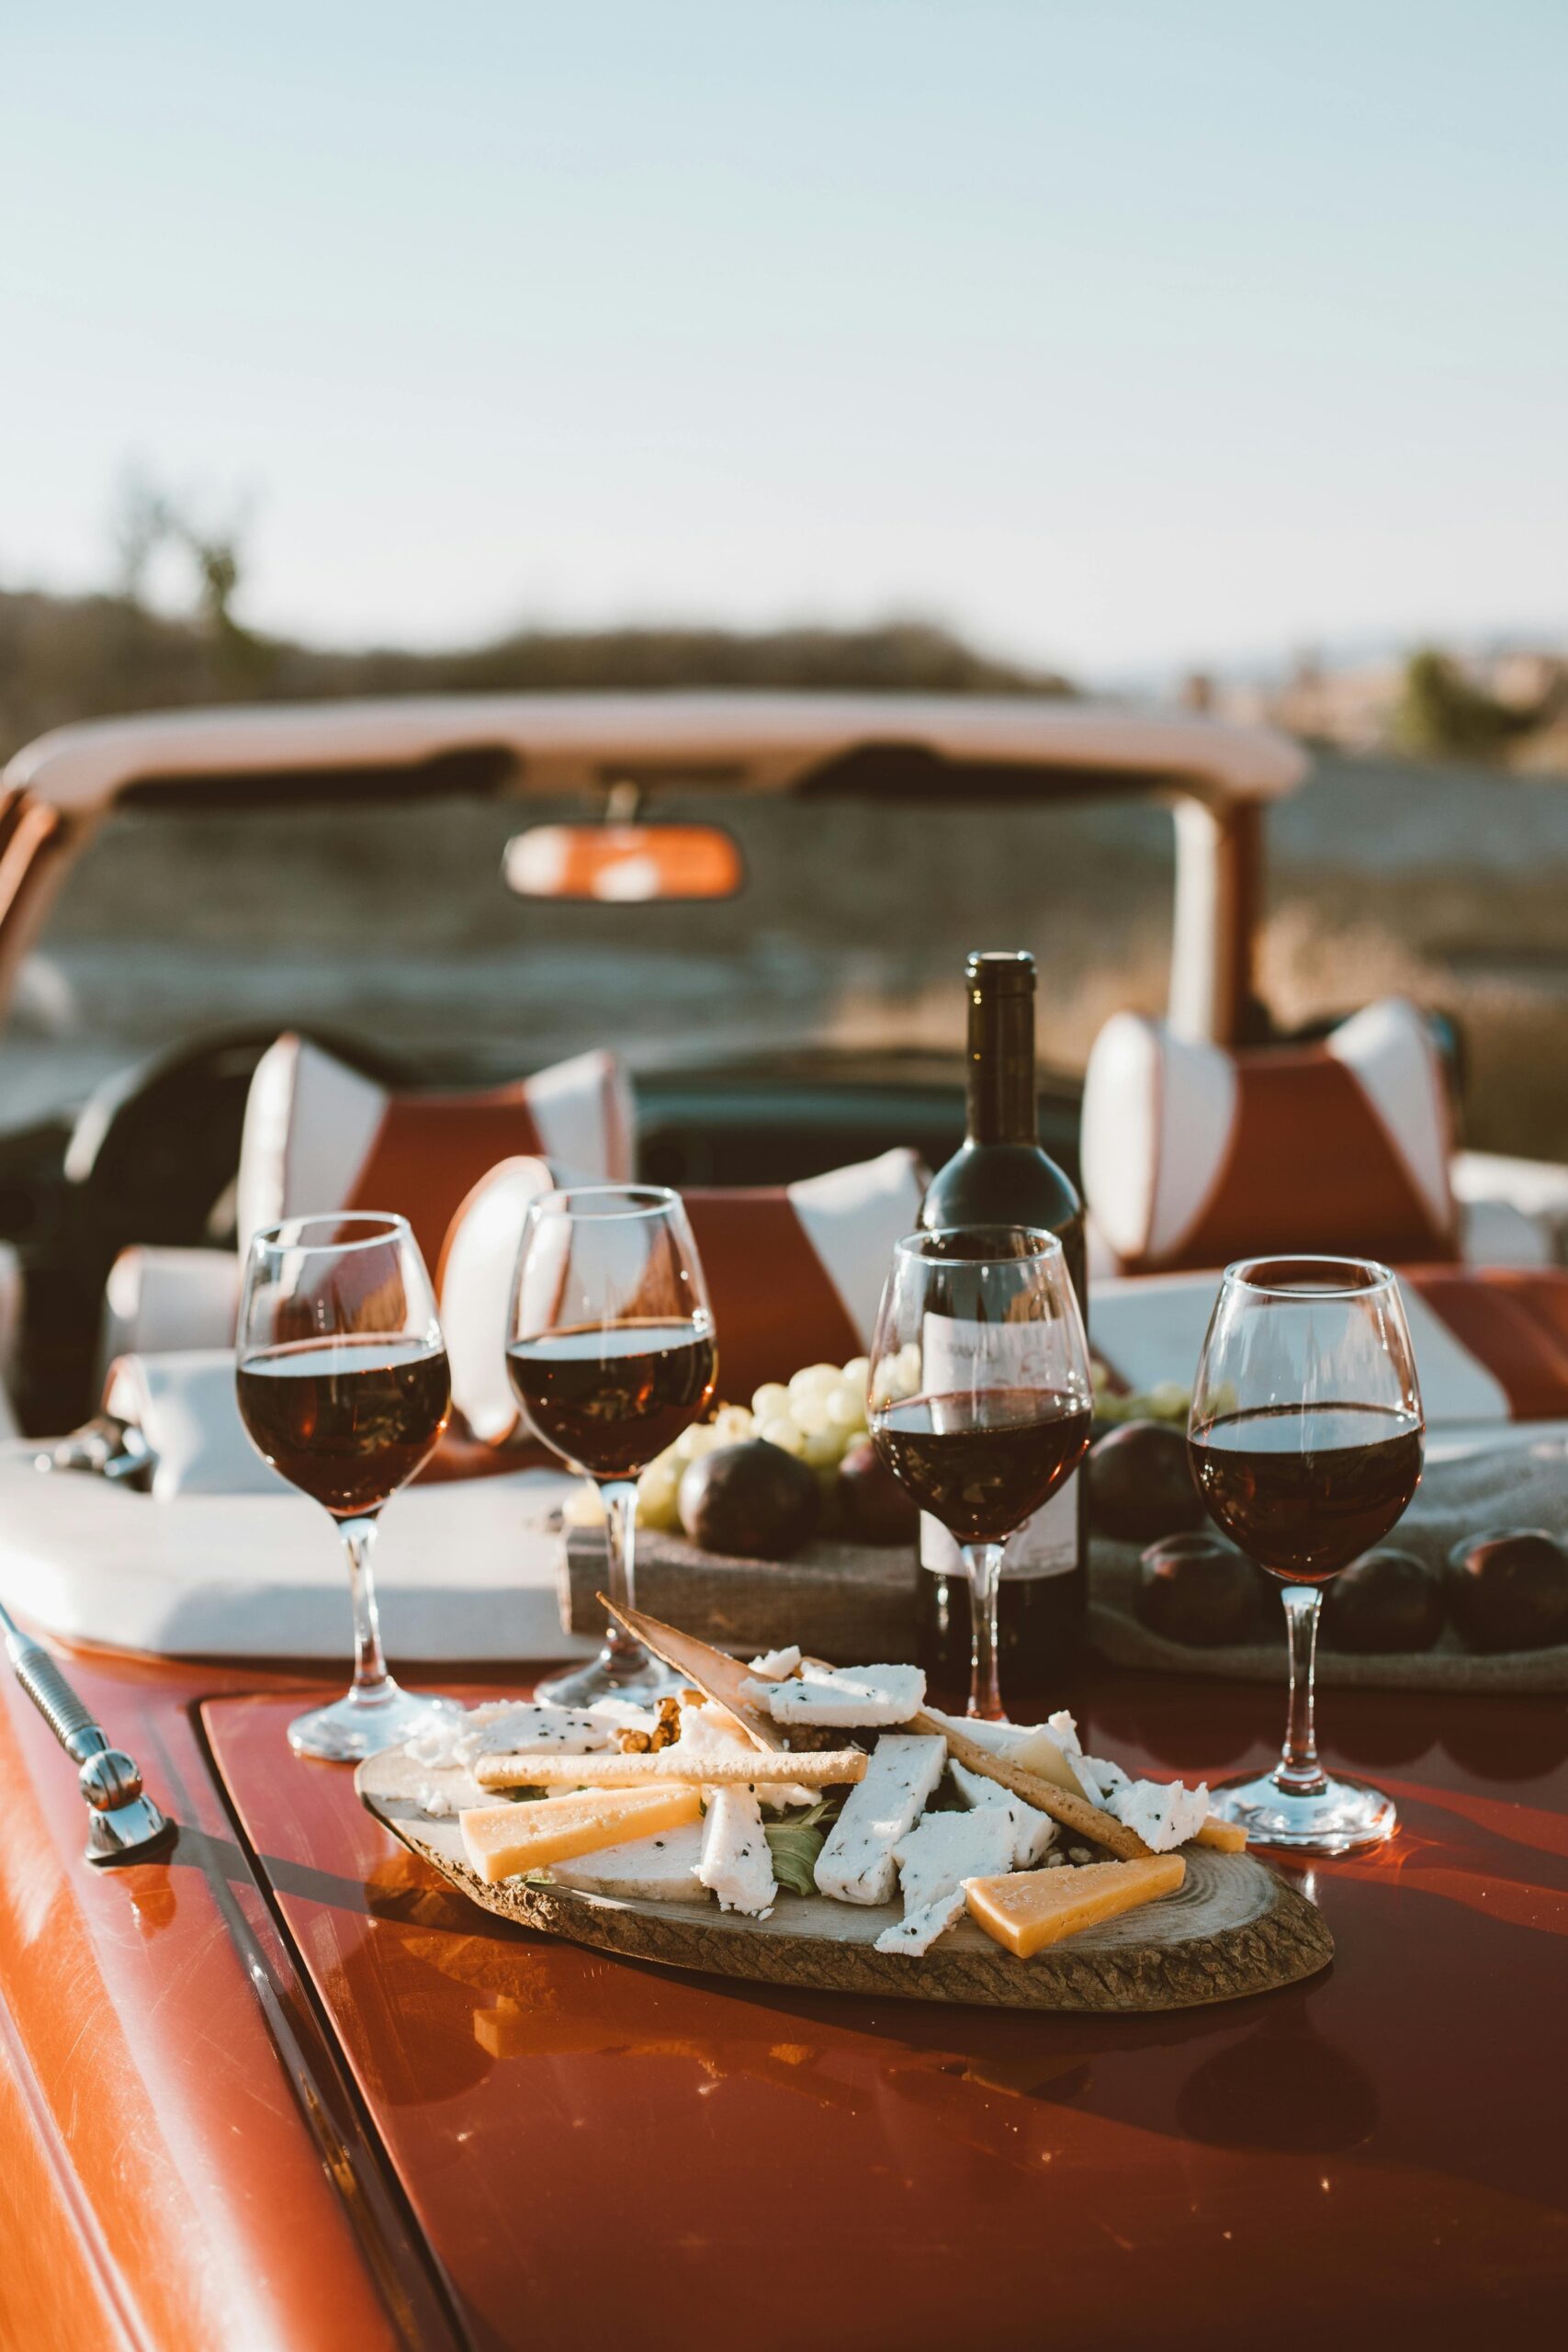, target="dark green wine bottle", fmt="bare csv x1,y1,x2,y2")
916,950,1089,1708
